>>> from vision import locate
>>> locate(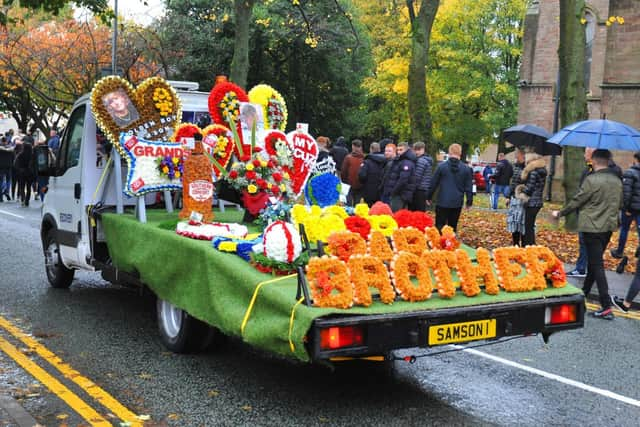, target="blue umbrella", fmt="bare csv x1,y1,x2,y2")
547,119,640,151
